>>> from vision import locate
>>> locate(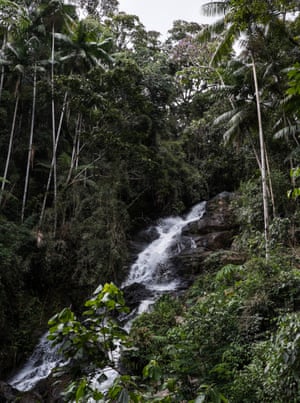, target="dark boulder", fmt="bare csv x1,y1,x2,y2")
182,191,238,236
0,381,41,402
122,282,153,310
32,374,71,403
